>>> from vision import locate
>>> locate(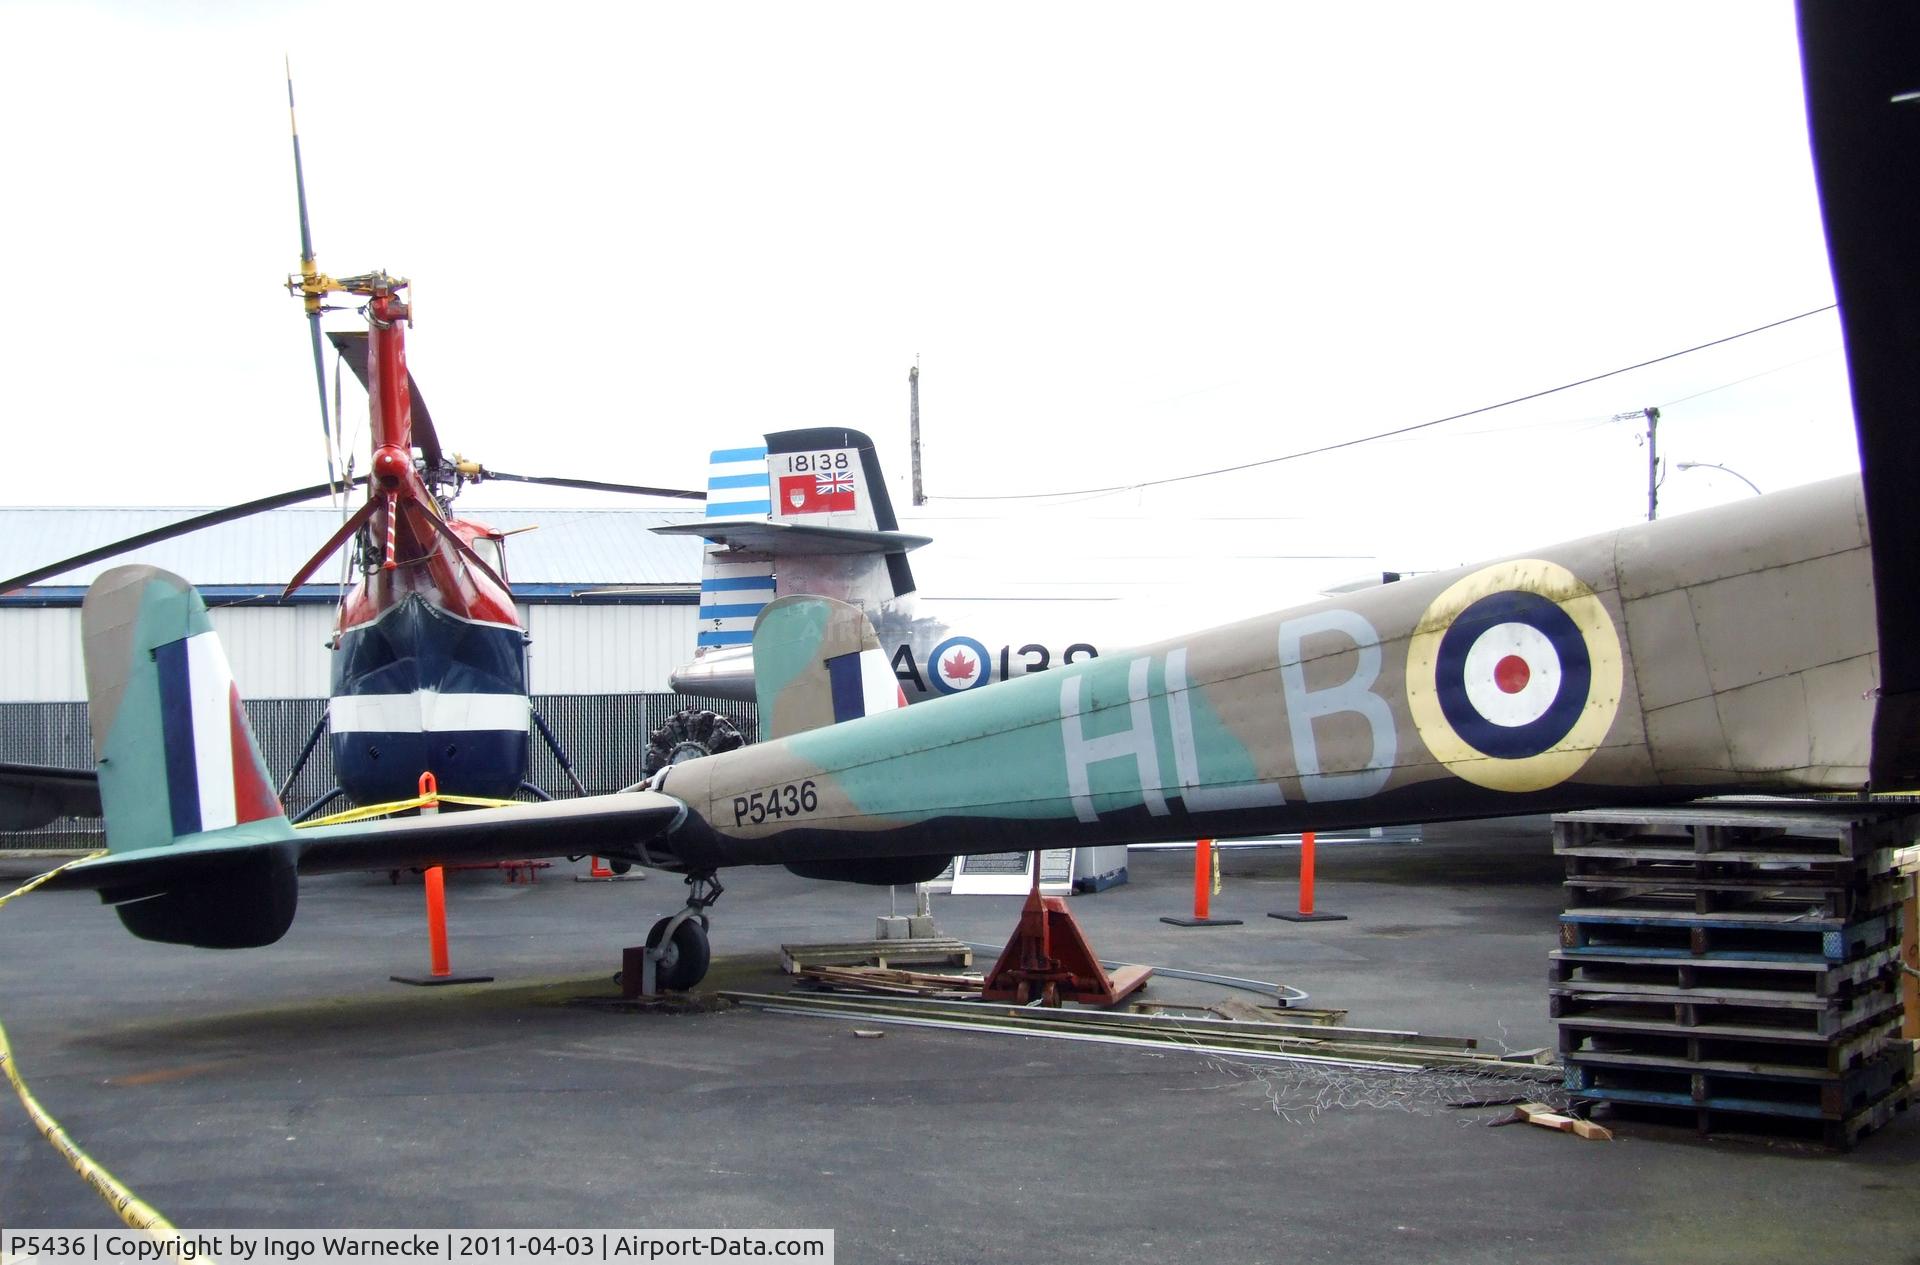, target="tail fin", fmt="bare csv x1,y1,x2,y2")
752,595,906,741
692,442,778,651
662,429,928,653
763,426,921,614
755,595,948,888
81,566,297,947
